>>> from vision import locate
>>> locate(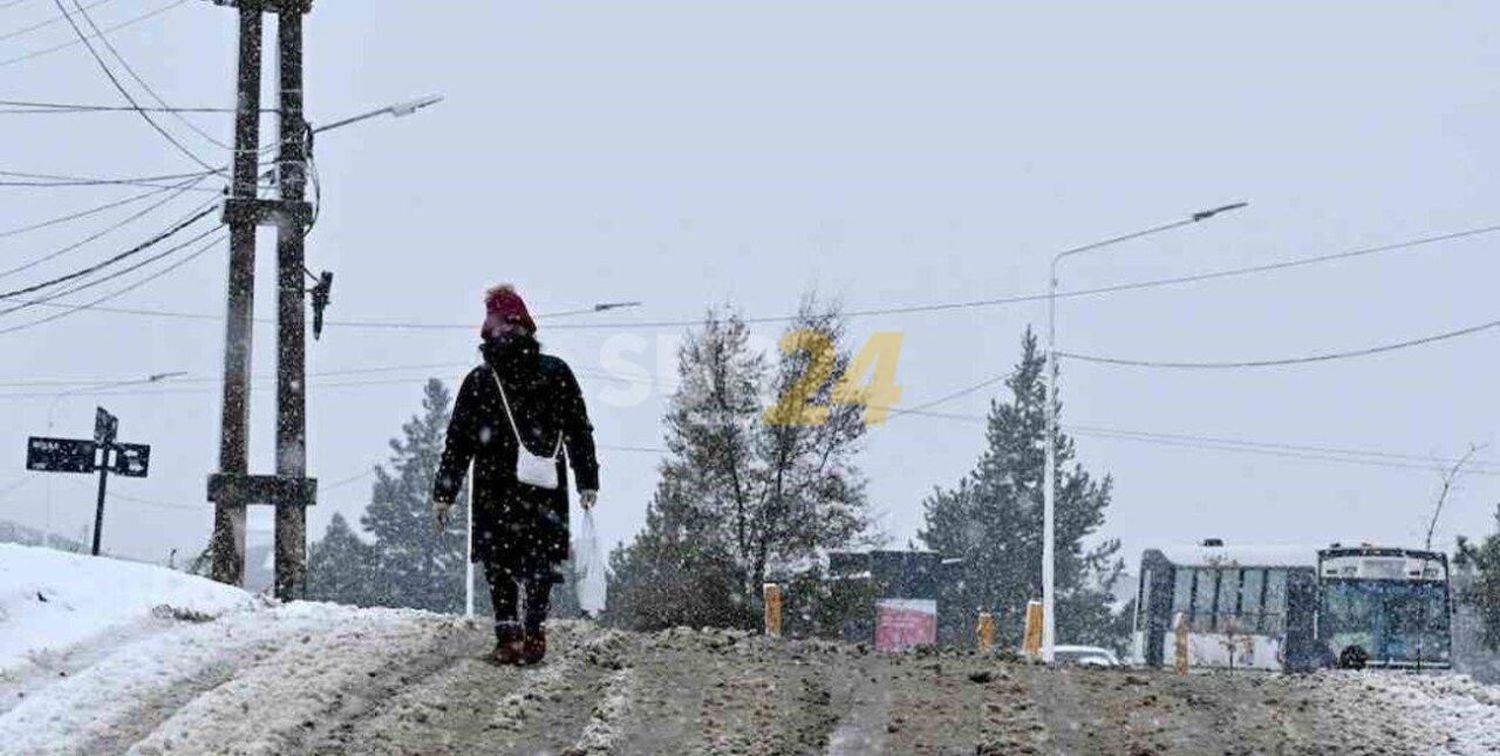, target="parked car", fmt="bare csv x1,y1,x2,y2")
1052,645,1121,666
